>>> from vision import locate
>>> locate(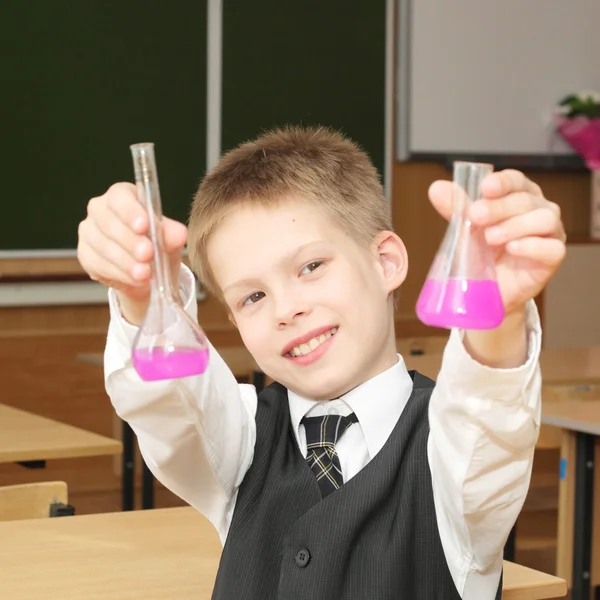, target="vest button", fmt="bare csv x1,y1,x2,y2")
294,547,311,567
